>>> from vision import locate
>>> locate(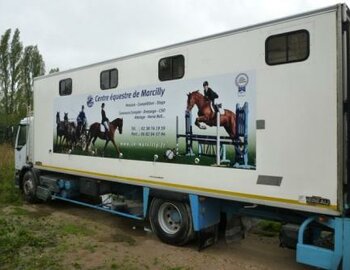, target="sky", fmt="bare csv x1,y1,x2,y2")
0,0,347,72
